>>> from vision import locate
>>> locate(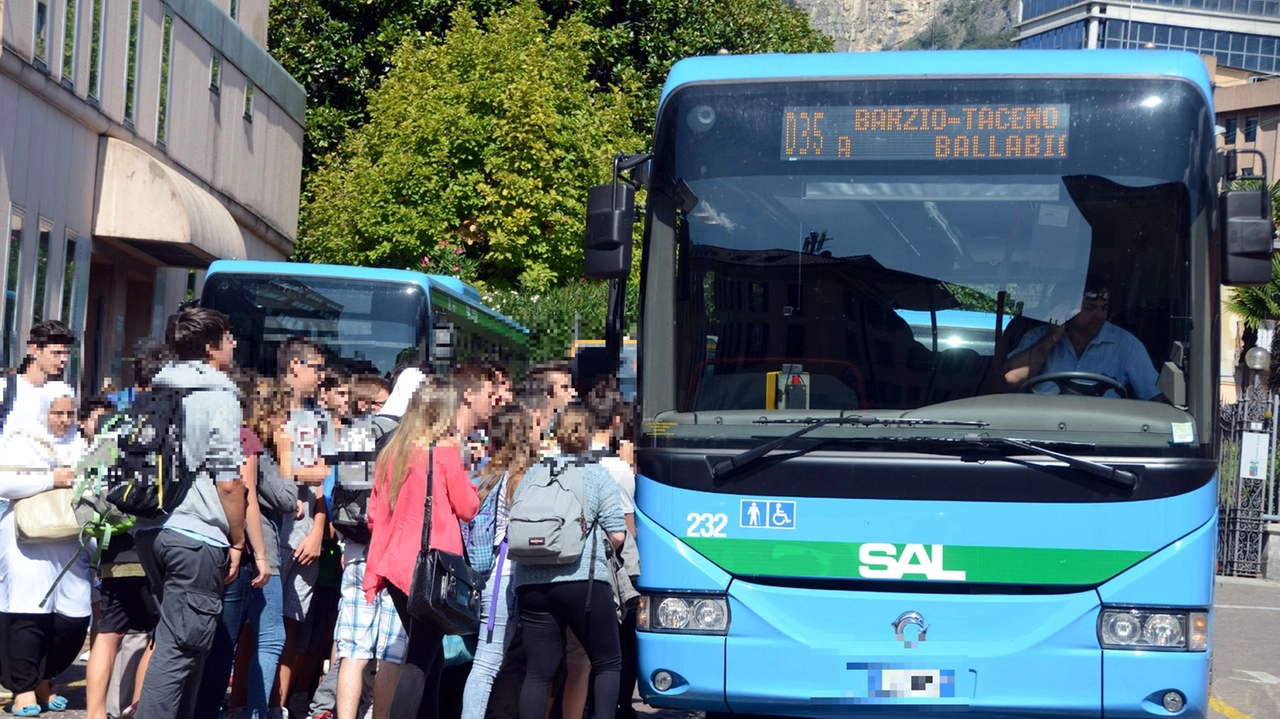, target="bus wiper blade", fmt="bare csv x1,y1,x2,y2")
962,435,1137,490
708,415,988,480
757,416,990,428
